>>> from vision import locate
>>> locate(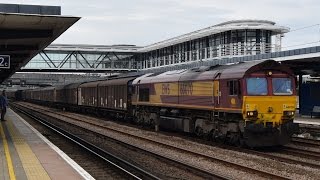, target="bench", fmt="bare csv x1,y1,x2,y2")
311,106,320,118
